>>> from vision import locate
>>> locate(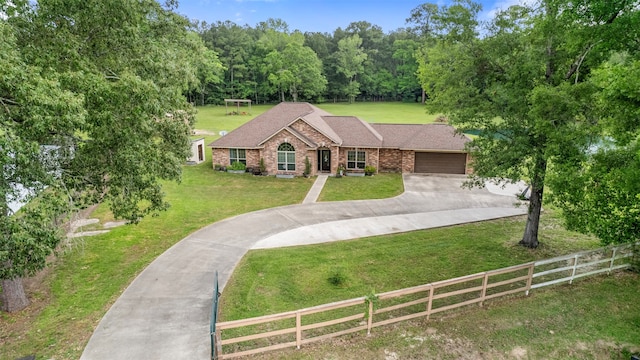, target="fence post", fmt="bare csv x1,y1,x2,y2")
296,311,302,349
215,331,222,358
480,272,489,307
426,285,434,320
609,247,617,274
569,255,579,284
367,300,373,336
525,262,534,296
